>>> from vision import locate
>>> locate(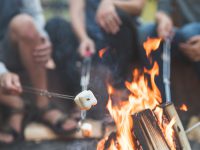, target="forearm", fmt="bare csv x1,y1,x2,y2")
113,0,146,15
69,0,88,41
